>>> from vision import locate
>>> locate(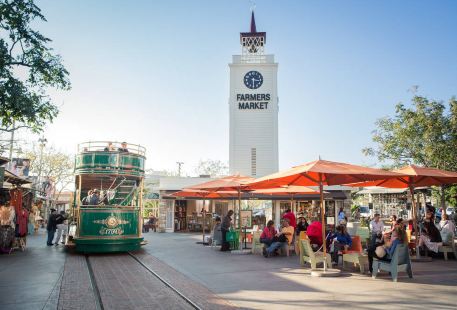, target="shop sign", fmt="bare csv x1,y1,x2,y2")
240,210,253,228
